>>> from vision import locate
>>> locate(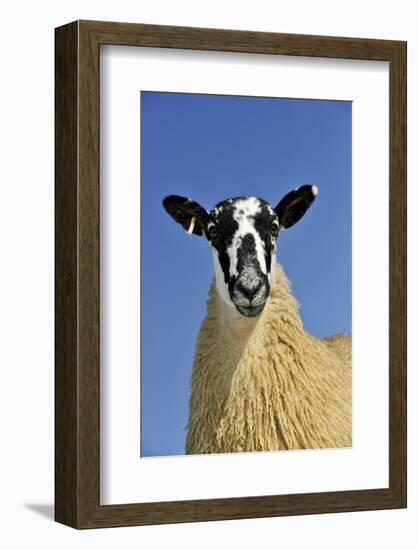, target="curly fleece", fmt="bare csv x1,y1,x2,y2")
186,263,352,454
